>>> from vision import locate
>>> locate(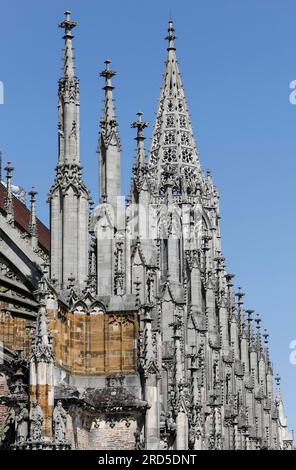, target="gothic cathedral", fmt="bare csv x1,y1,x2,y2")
0,11,293,450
